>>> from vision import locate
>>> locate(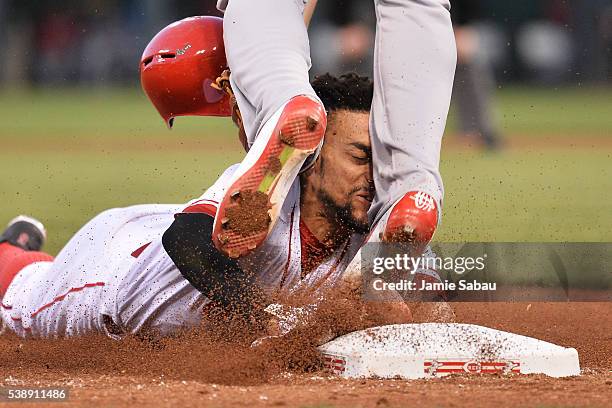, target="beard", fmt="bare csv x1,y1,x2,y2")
318,188,371,235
